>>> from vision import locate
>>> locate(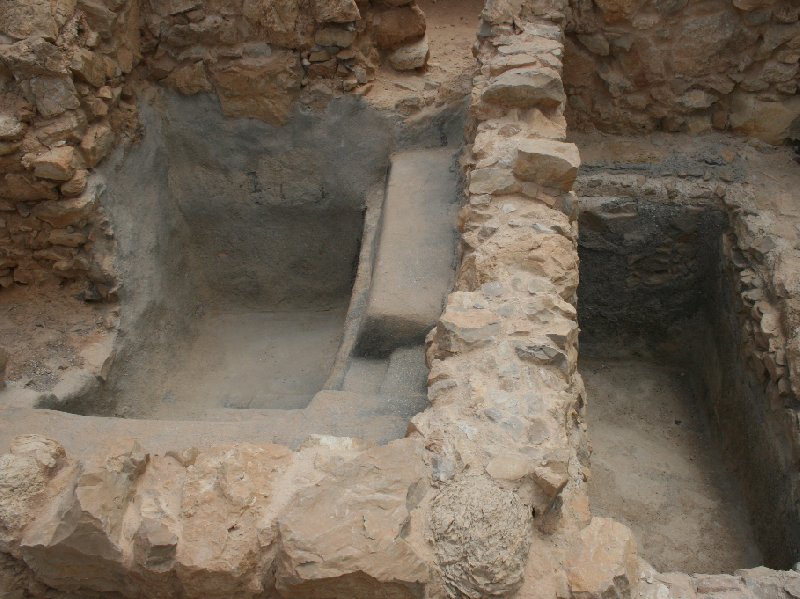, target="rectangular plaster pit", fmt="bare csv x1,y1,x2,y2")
32,93,462,444
577,196,785,572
